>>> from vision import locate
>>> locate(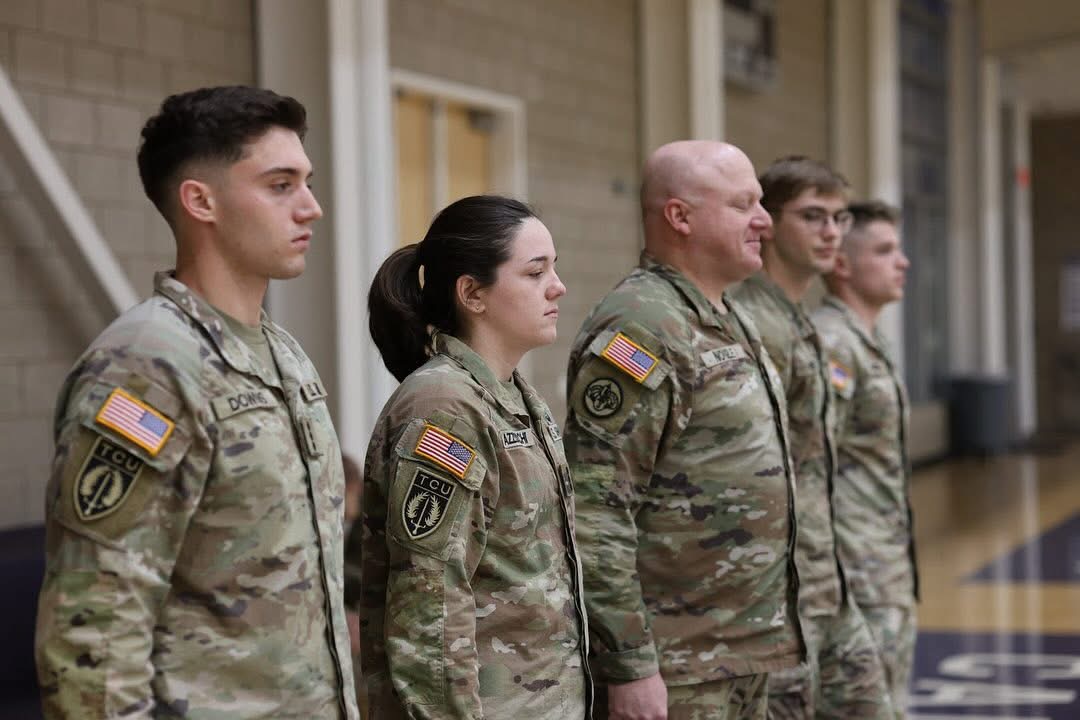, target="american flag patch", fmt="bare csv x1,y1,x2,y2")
601,332,658,383
829,361,851,393
414,425,475,479
95,388,175,456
